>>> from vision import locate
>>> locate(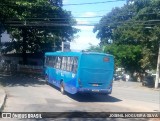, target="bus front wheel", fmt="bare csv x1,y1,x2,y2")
60,81,65,95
